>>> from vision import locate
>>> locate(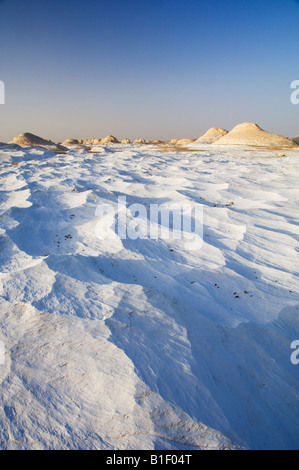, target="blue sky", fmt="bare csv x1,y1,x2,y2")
0,0,299,142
